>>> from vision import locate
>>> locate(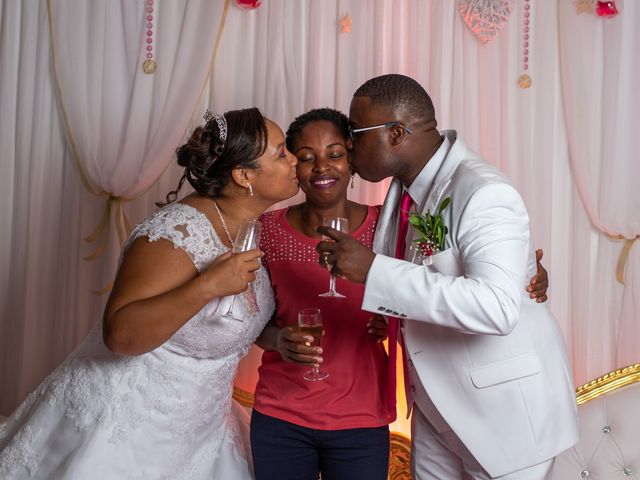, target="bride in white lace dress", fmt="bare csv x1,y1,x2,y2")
0,108,299,479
